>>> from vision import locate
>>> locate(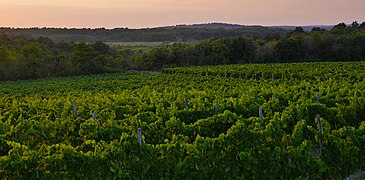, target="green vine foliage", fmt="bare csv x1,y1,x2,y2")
0,62,364,179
